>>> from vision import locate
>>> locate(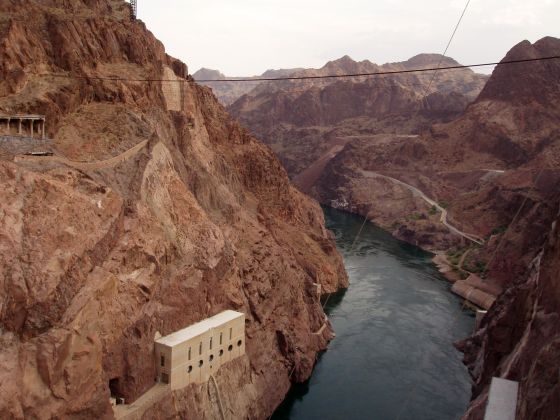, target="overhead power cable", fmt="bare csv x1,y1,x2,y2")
41,56,560,84
196,56,559,82
422,0,472,101
346,0,474,268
